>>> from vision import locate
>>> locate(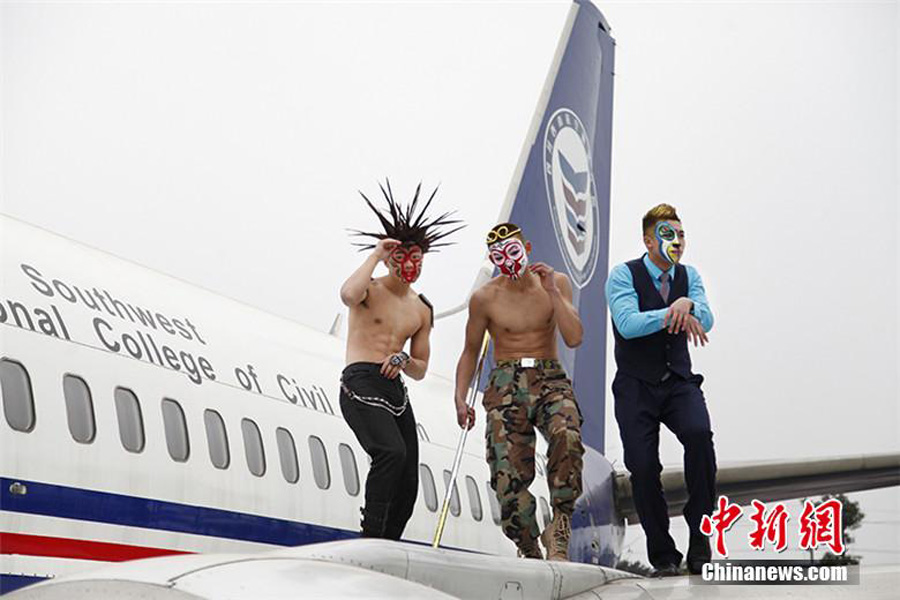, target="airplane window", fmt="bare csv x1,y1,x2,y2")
241,418,266,477
419,464,437,512
204,409,230,469
63,374,95,443
442,470,461,517
161,398,190,462
0,359,35,433
465,476,483,522
486,482,501,525
276,427,299,484
539,497,551,529
114,387,144,452
338,443,360,496
308,435,330,489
